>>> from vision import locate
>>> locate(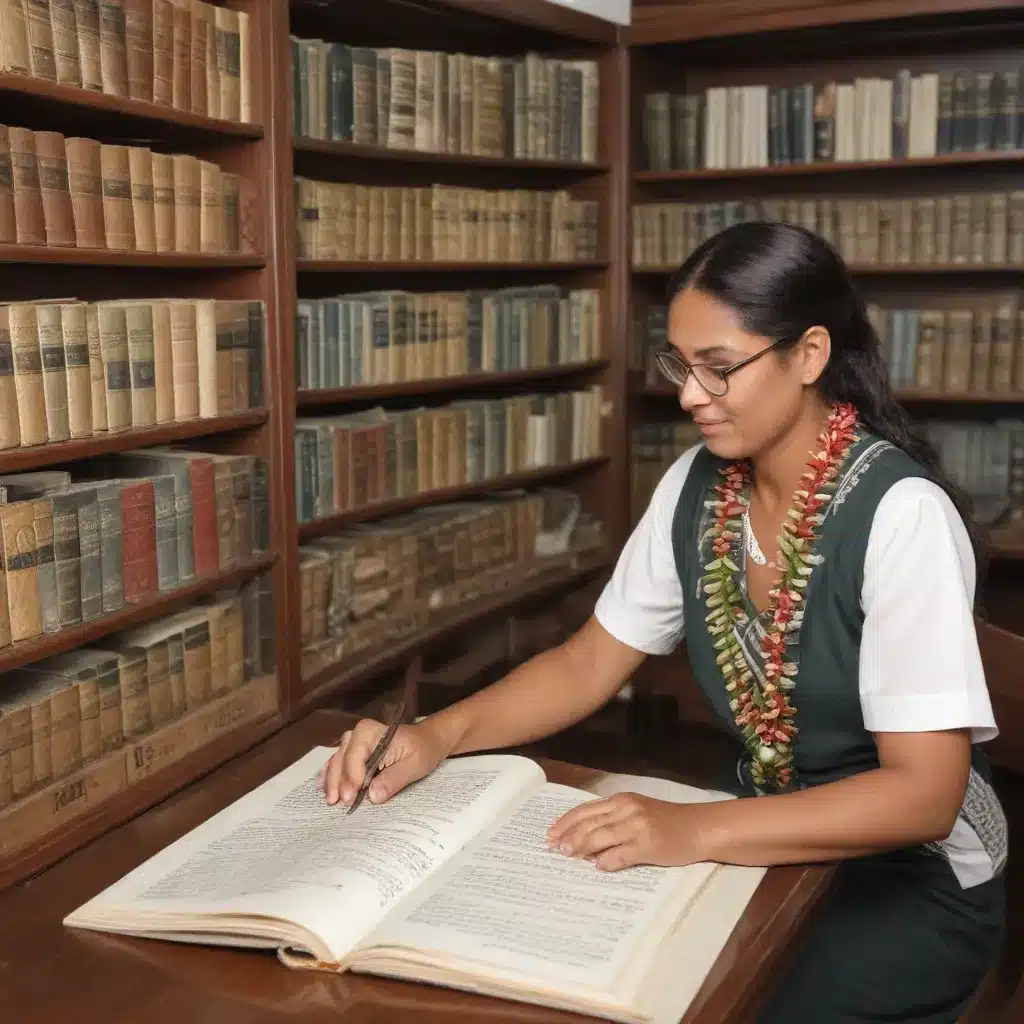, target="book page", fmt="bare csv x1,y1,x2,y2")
587,771,738,804
65,748,544,961
369,781,717,993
